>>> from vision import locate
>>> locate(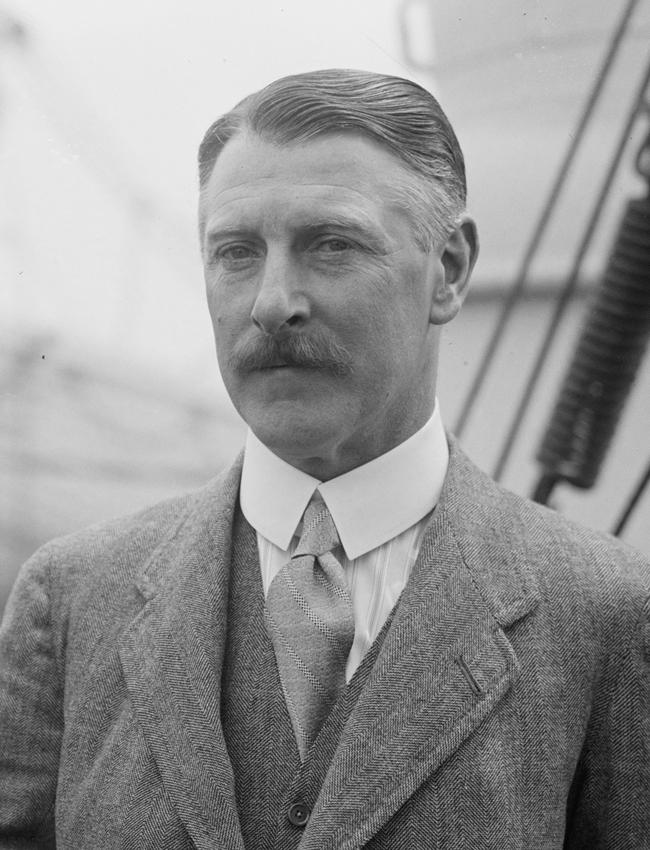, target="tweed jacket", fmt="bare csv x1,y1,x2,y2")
0,438,649,849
